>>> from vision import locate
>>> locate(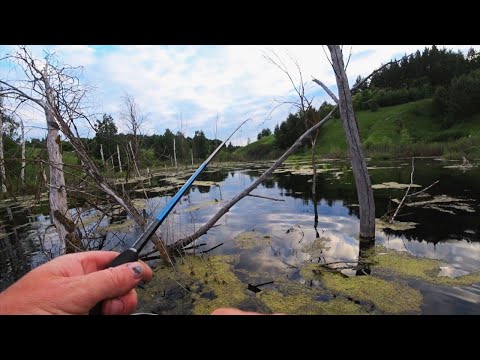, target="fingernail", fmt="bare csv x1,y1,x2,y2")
128,263,143,279
107,299,124,315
